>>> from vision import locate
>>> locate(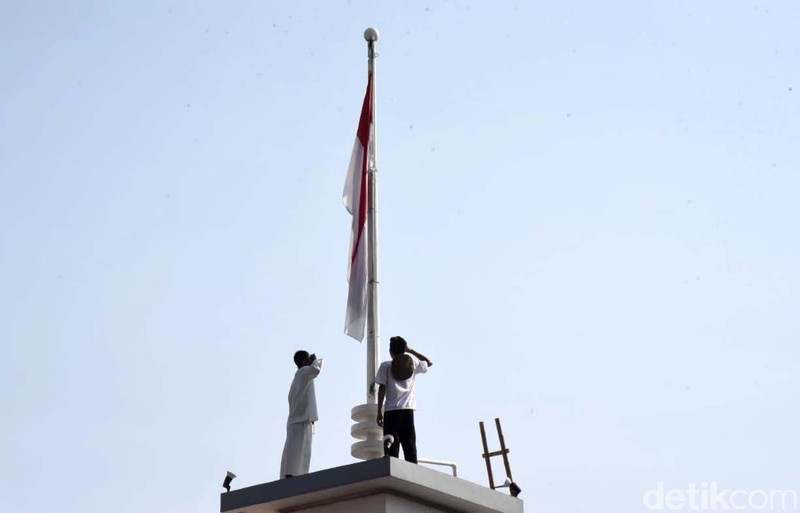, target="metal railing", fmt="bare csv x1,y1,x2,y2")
417,458,458,477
